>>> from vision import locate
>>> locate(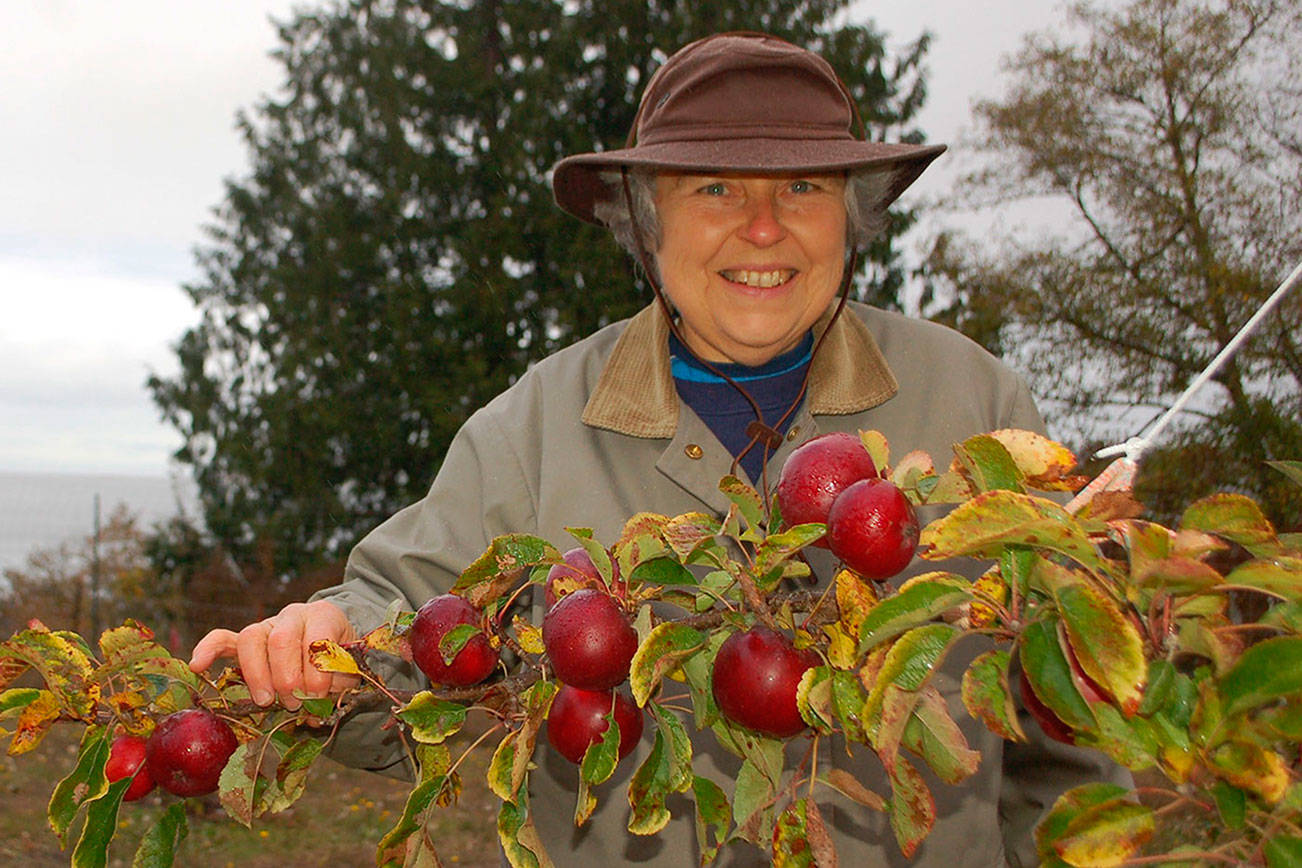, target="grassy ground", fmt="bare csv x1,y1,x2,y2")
0,724,500,868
